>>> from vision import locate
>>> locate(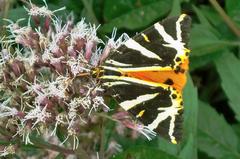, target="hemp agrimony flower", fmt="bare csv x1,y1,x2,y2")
0,1,154,158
